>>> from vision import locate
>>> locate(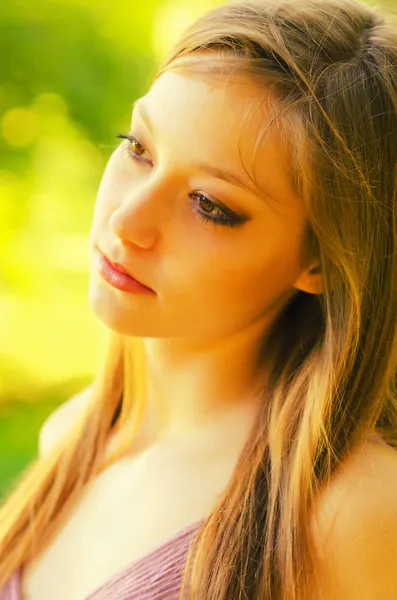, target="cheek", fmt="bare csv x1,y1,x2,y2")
167,246,261,310
180,243,299,314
